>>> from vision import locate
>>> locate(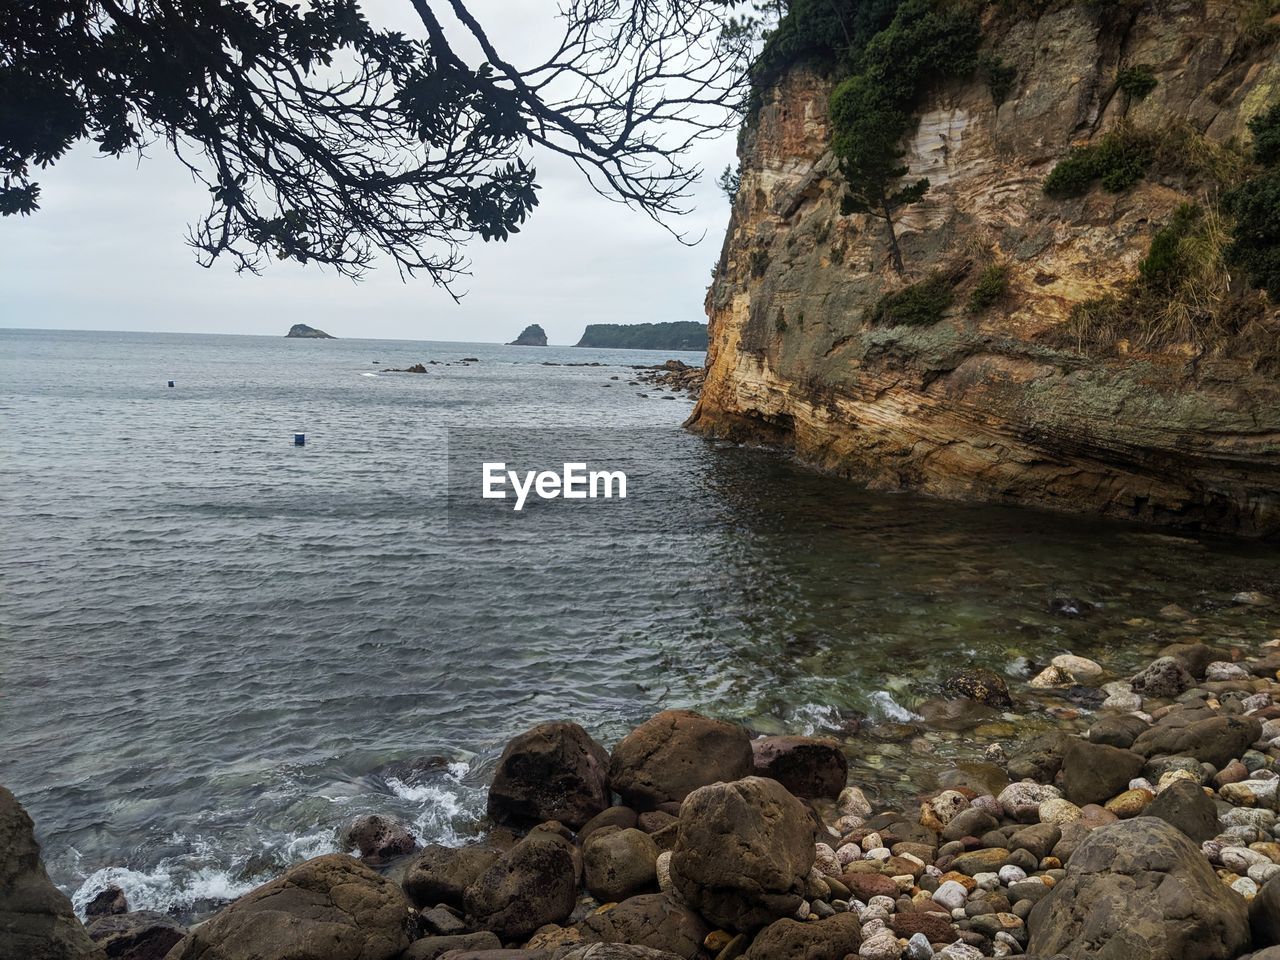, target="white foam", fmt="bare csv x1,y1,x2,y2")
869,690,922,723
386,776,477,846
70,862,255,919
786,702,844,736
